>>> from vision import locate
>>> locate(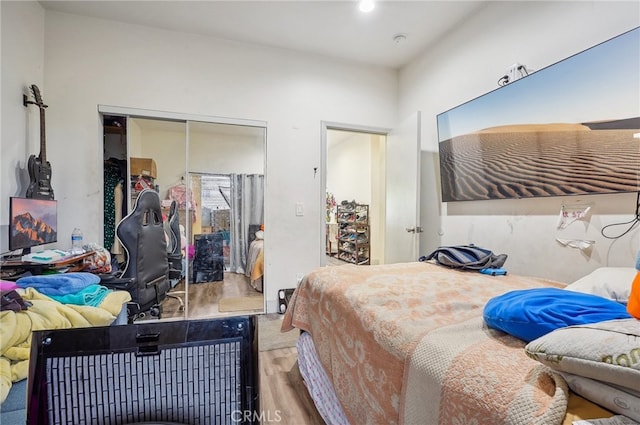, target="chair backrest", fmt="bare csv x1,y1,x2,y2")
27,316,260,425
164,200,183,280
116,189,170,308
165,200,181,257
